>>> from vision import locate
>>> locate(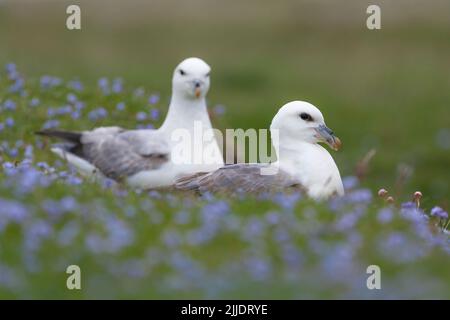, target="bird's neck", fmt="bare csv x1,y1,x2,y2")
160,93,210,132
160,91,224,167
274,138,343,199
274,137,328,173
